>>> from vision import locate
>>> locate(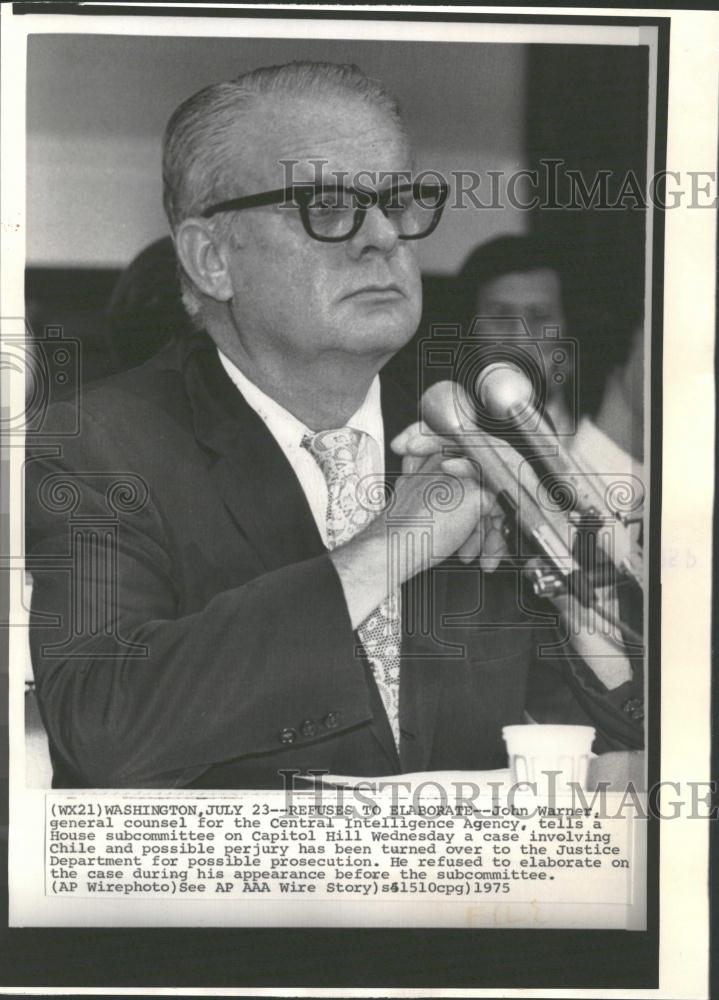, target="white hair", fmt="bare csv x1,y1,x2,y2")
162,61,406,321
